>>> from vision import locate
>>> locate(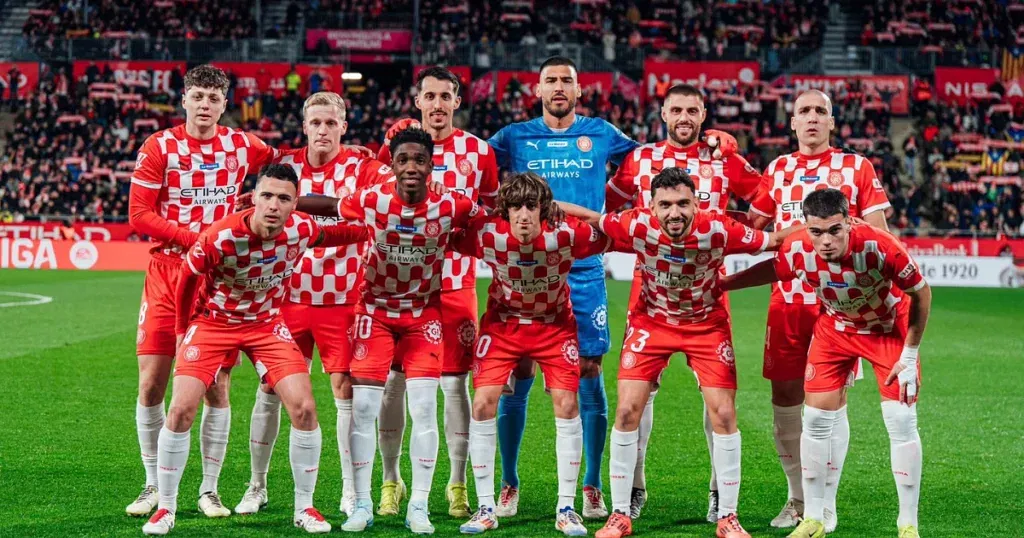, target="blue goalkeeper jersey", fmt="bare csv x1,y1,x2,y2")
488,116,639,268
